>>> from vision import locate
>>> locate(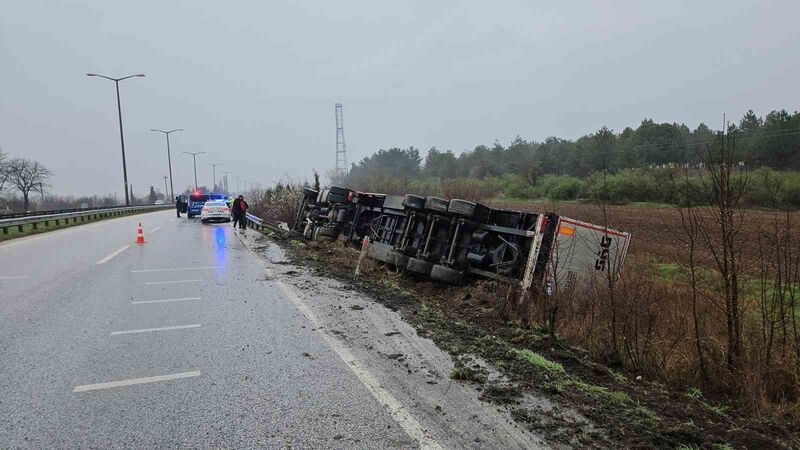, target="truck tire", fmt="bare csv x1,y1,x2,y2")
406,257,434,276
317,226,339,242
402,194,426,210
367,242,394,263
447,199,491,222
430,264,465,285
303,188,319,201
424,197,449,214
